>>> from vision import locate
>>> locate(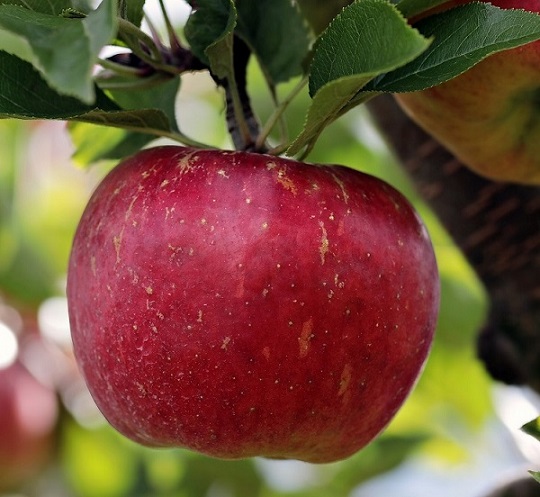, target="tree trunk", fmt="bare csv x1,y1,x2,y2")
367,94,540,393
